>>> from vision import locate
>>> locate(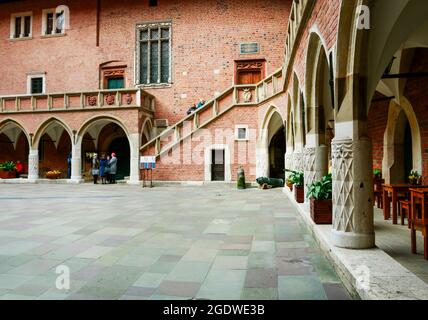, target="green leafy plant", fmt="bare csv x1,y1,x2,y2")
307,174,332,200
373,168,381,176
289,171,304,187
409,170,421,179
0,161,16,172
